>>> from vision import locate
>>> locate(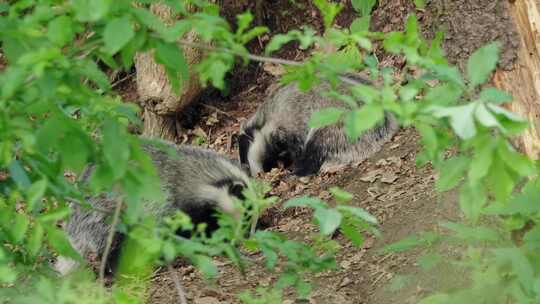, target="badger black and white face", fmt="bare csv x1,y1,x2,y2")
239,119,296,177
238,80,400,177
187,178,247,233
238,122,266,176
55,144,252,277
